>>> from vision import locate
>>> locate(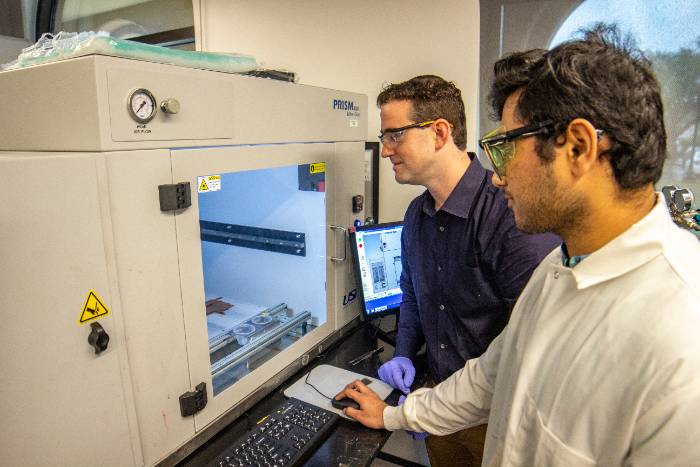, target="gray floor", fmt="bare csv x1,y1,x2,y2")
370,430,431,466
